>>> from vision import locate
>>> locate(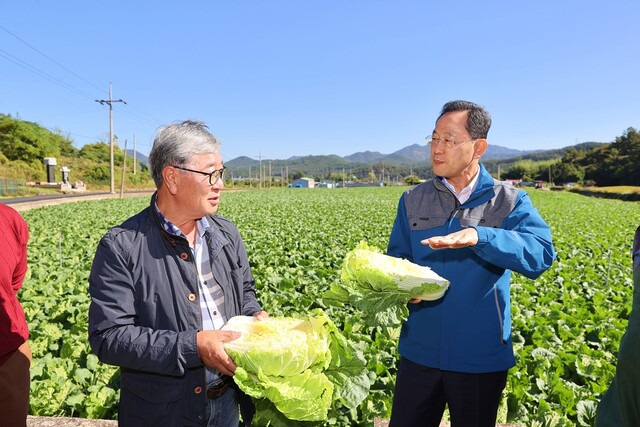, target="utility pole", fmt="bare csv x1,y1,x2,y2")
132,134,137,175
96,82,126,193
120,139,128,198
256,152,263,189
